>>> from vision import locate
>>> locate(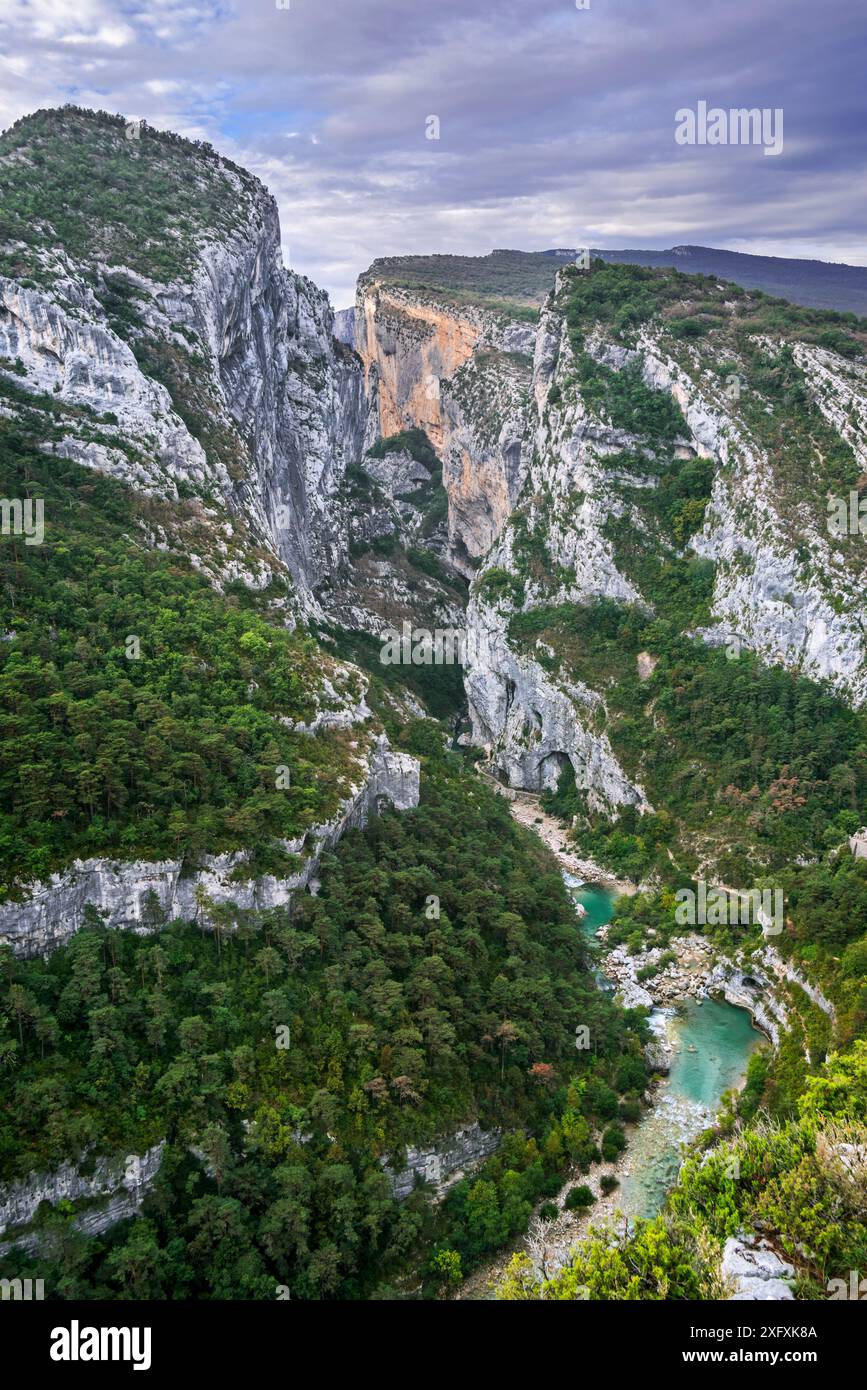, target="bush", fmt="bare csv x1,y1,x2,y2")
583,1076,620,1120
564,1184,595,1211
600,1173,620,1195
477,566,525,608
367,427,439,470
669,316,706,338
601,1122,627,1162
615,1056,647,1093
619,1097,642,1124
